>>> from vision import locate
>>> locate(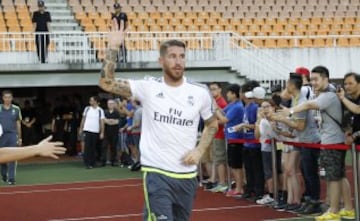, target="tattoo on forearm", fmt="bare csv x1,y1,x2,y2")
100,49,117,78
110,79,131,97
198,126,217,153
